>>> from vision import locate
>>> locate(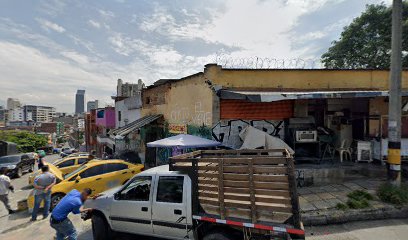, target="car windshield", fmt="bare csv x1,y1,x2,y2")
0,155,20,164
63,164,87,180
